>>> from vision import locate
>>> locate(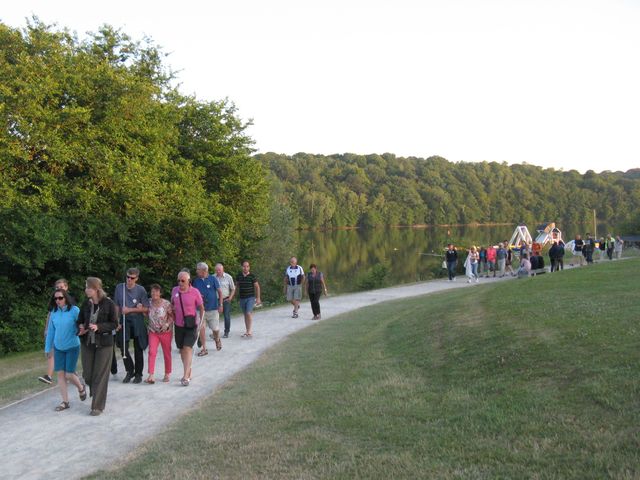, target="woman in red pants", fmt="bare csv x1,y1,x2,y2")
145,284,174,384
